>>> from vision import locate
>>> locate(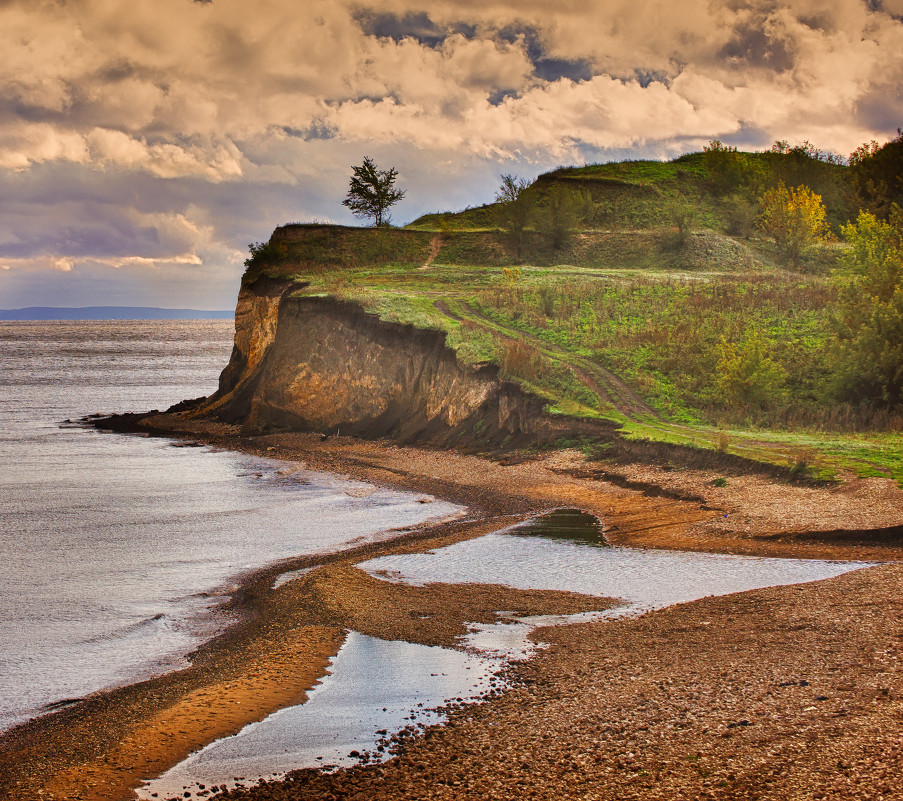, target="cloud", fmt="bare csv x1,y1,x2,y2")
0,0,901,306
2,0,899,172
